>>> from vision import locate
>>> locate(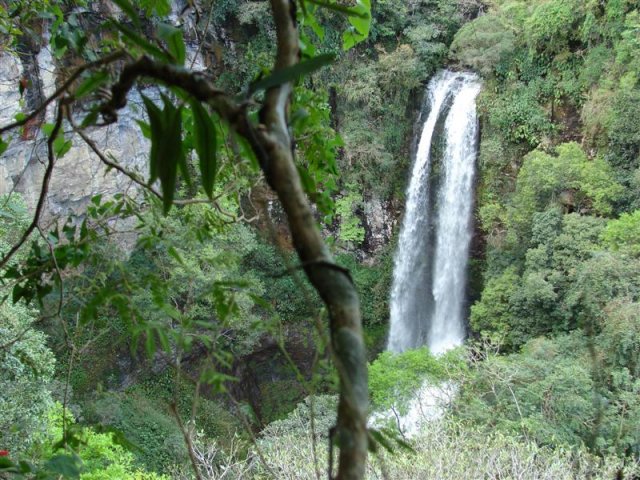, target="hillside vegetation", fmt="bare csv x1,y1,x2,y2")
0,0,639,478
